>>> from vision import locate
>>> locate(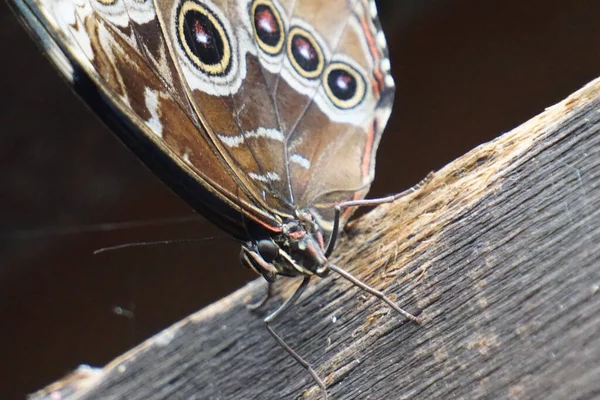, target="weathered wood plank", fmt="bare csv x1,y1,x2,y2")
31,77,600,400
